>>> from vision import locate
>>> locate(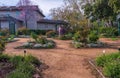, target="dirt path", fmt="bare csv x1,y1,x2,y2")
5,38,117,78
